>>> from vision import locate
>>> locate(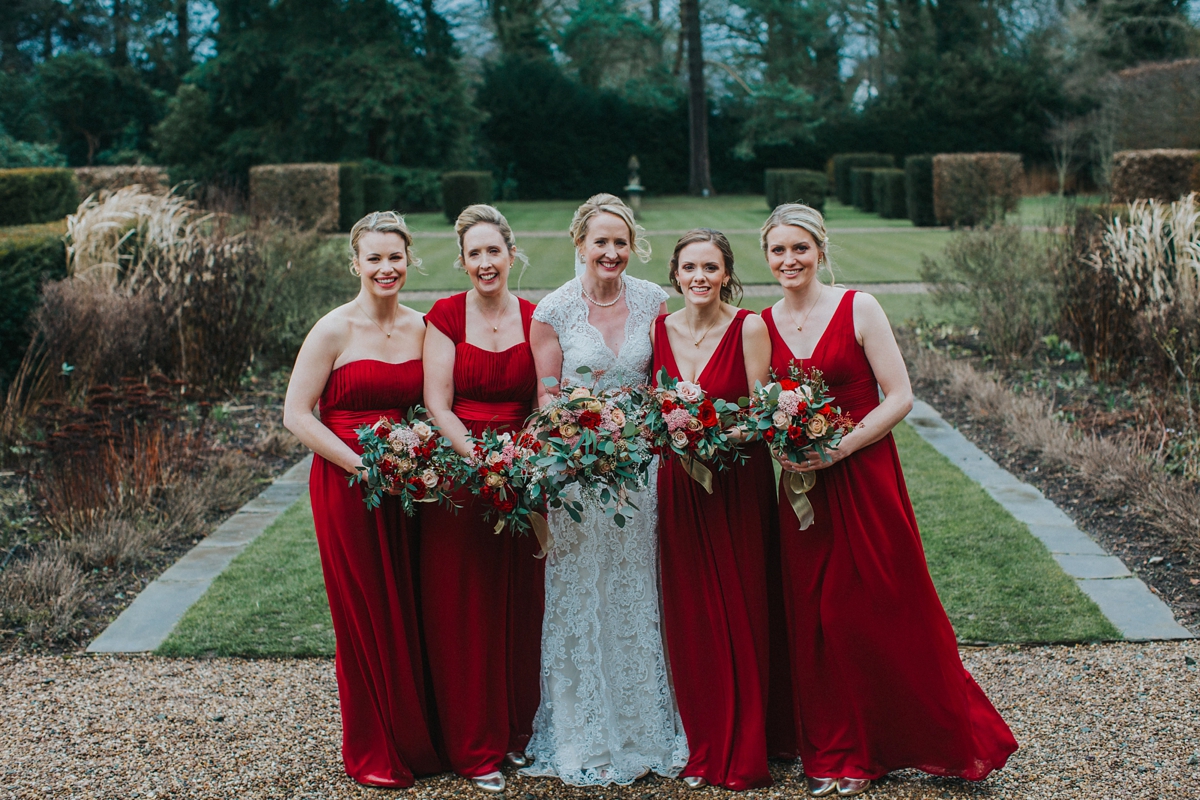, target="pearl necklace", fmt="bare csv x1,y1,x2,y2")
581,277,625,308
